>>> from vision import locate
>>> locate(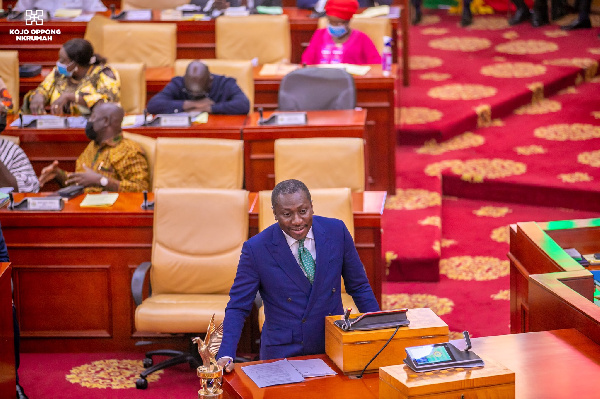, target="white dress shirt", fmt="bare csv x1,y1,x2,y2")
282,227,316,277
